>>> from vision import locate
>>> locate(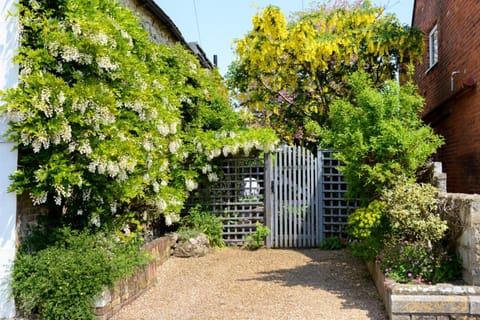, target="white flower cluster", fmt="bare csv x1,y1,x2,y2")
206,148,222,160
207,173,219,182
124,101,148,121
51,122,72,145
164,212,180,226
29,129,50,153
169,140,180,153
96,56,118,72
201,164,212,174
88,155,136,180
156,123,170,136
60,45,93,65
31,191,48,205
89,32,110,46
185,178,198,191
54,184,72,206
